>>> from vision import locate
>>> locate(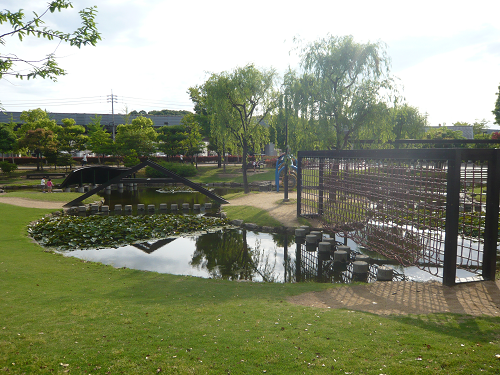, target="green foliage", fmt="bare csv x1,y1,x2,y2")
28,214,228,250
180,113,205,160
115,116,157,157
145,160,197,177
130,109,192,116
0,160,17,174
0,122,17,155
493,84,500,125
58,120,88,152
157,124,187,157
423,127,466,148
297,35,396,150
0,1,101,81
123,150,140,167
202,64,277,192
86,115,113,161
57,152,75,170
